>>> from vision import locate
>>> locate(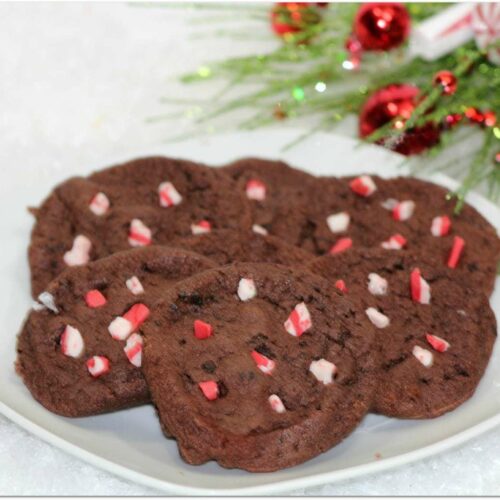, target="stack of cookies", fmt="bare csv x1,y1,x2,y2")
16,156,500,472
